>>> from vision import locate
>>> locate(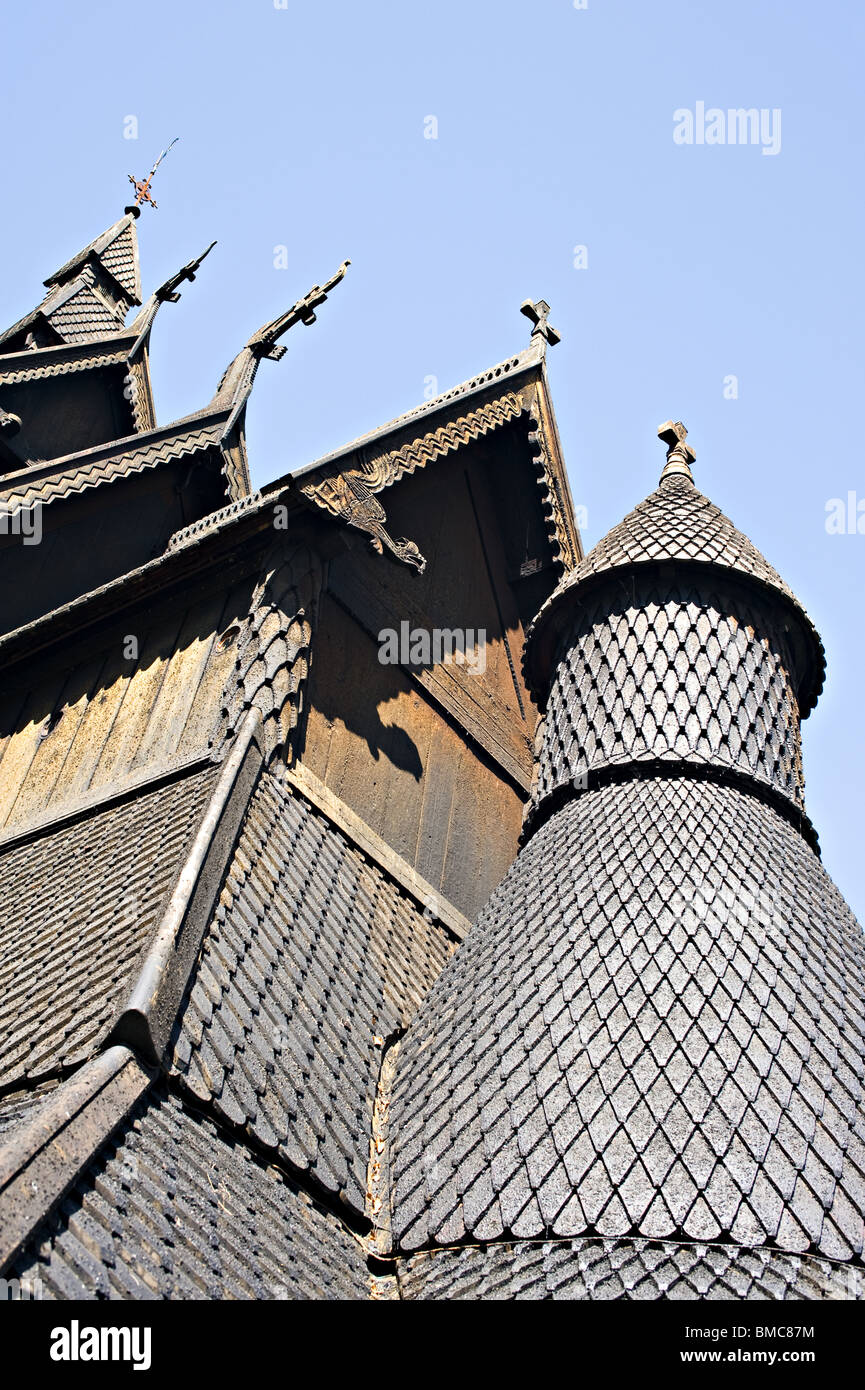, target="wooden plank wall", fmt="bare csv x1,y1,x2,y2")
0,427,555,925
0,368,131,466
302,445,541,922
0,457,230,638
0,574,256,835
